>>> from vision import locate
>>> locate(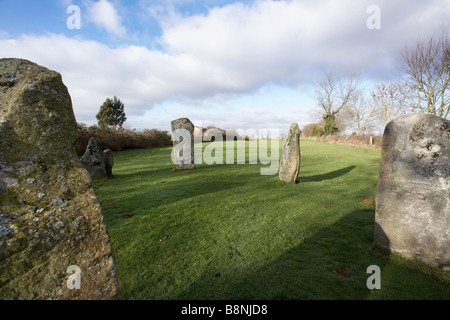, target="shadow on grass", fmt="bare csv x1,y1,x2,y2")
300,166,356,183
174,209,450,300
106,164,262,209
